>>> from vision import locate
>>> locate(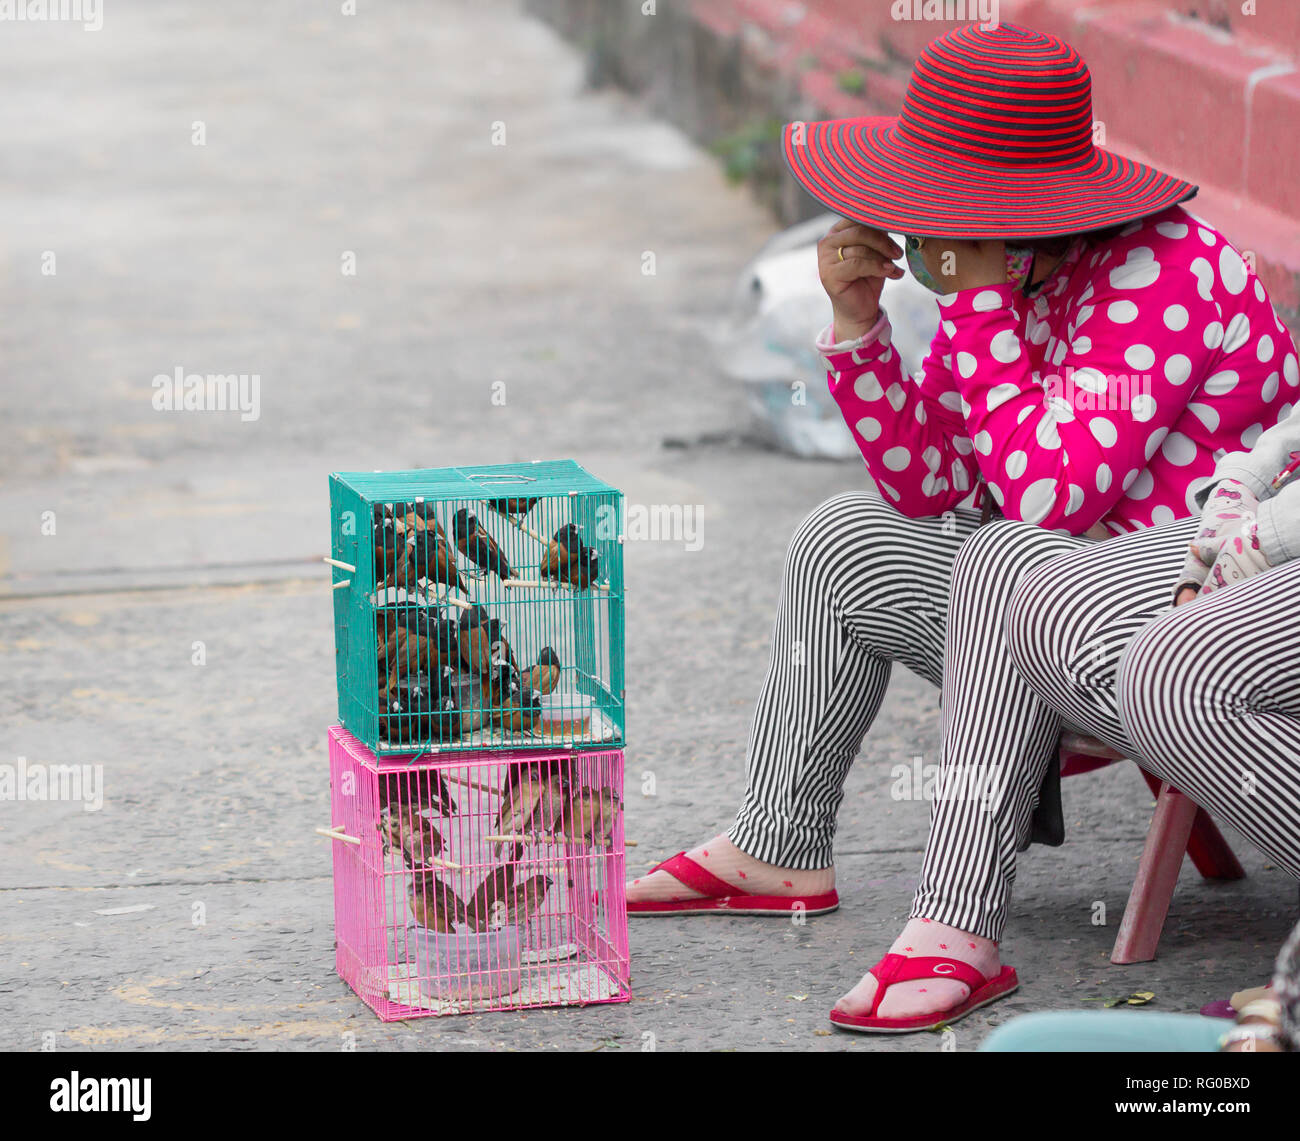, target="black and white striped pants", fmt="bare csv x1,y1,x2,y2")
729,494,1300,941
